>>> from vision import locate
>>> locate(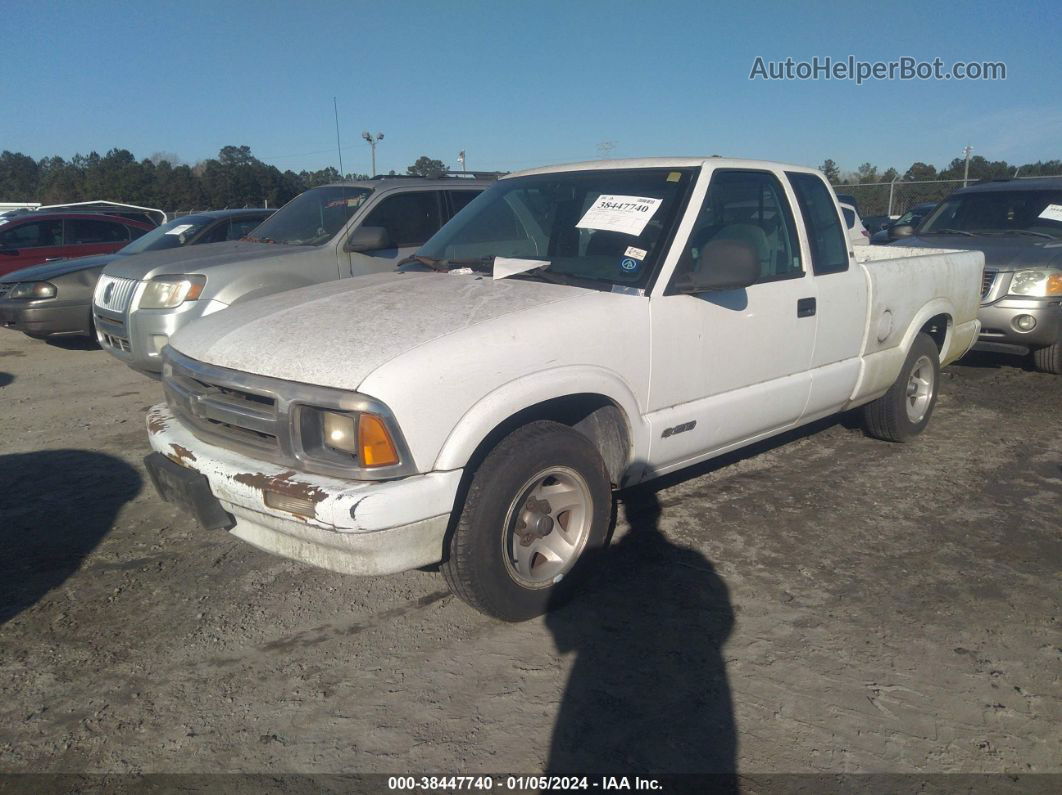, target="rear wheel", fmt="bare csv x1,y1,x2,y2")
441,420,612,621
1031,341,1062,374
863,332,940,442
